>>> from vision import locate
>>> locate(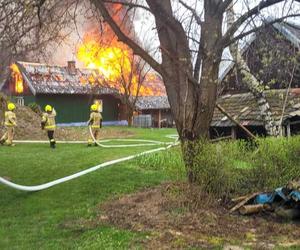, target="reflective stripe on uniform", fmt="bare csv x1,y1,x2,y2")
42,111,56,130
89,112,102,128
45,125,56,130
4,123,15,127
